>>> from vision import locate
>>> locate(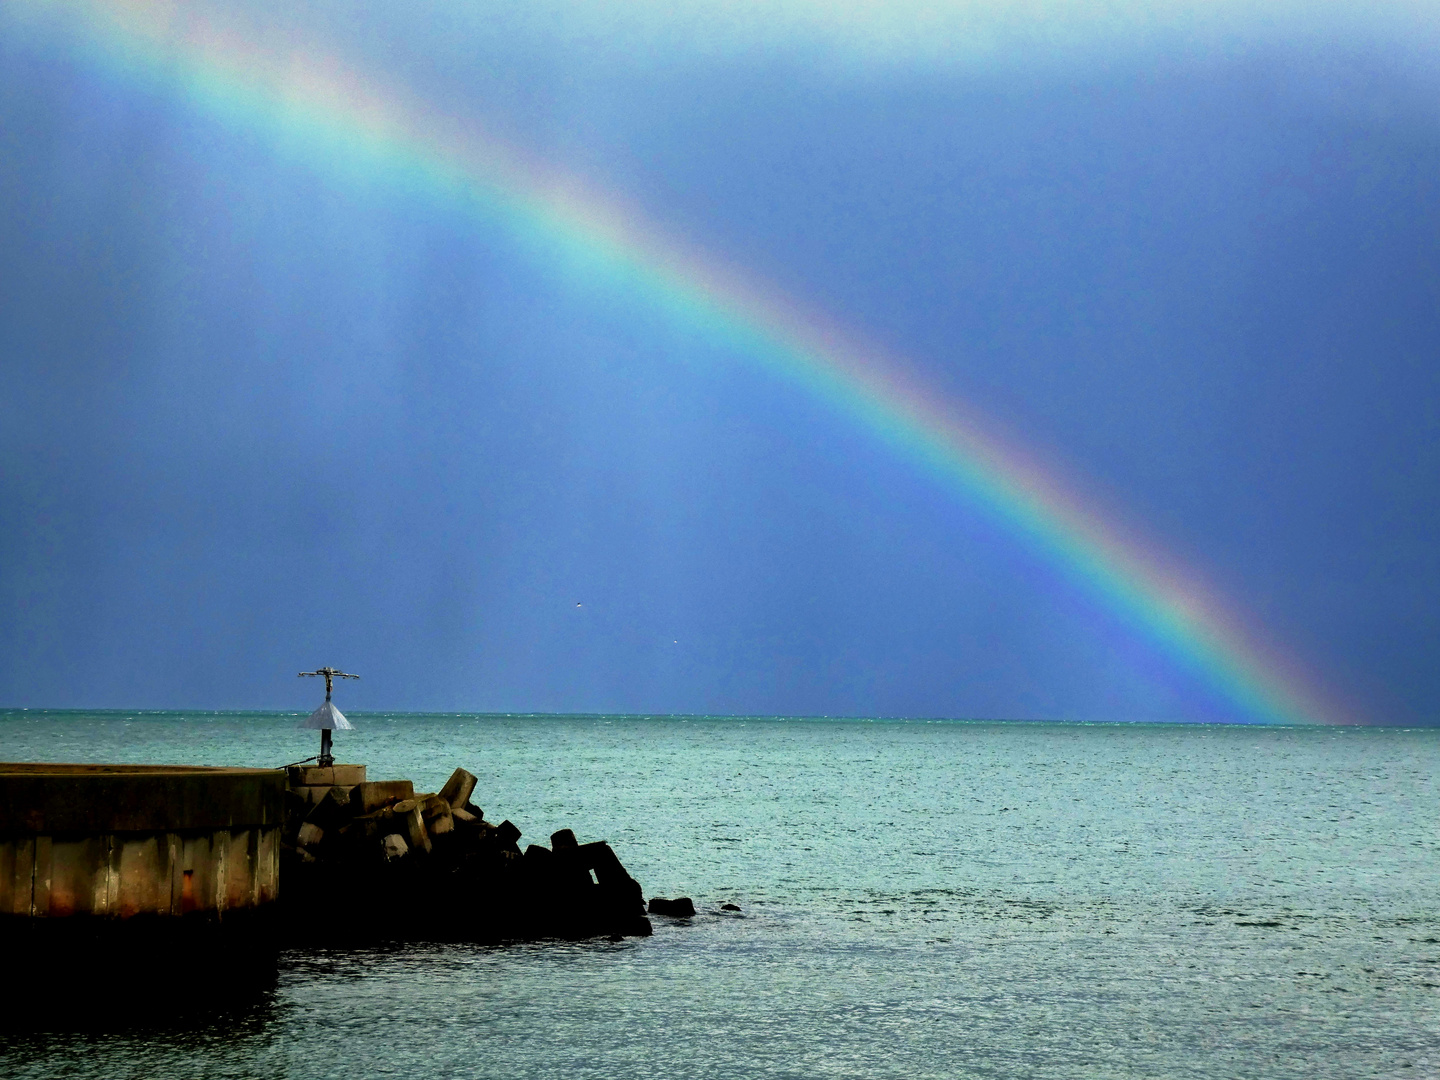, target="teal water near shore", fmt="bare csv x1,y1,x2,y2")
0,711,1437,1078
